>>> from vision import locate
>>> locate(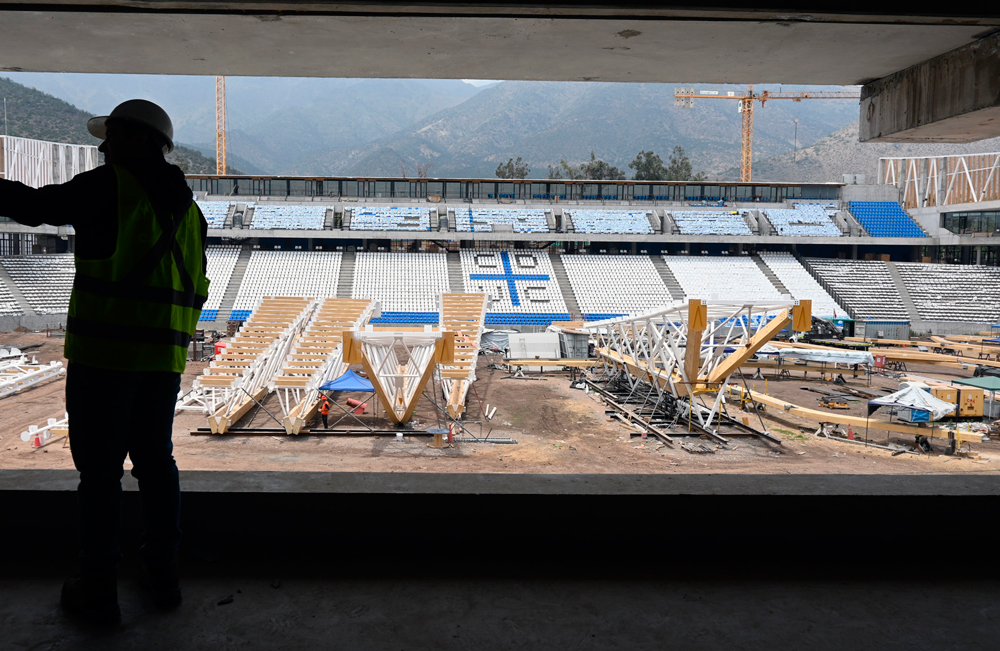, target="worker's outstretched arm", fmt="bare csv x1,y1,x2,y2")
0,167,115,228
